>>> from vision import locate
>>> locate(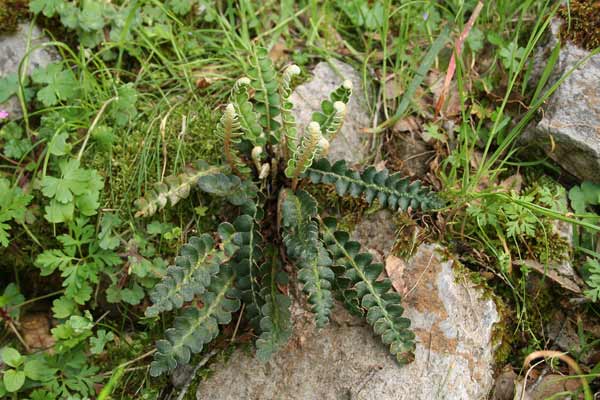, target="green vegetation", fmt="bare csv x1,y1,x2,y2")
140,59,438,375
0,0,599,398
